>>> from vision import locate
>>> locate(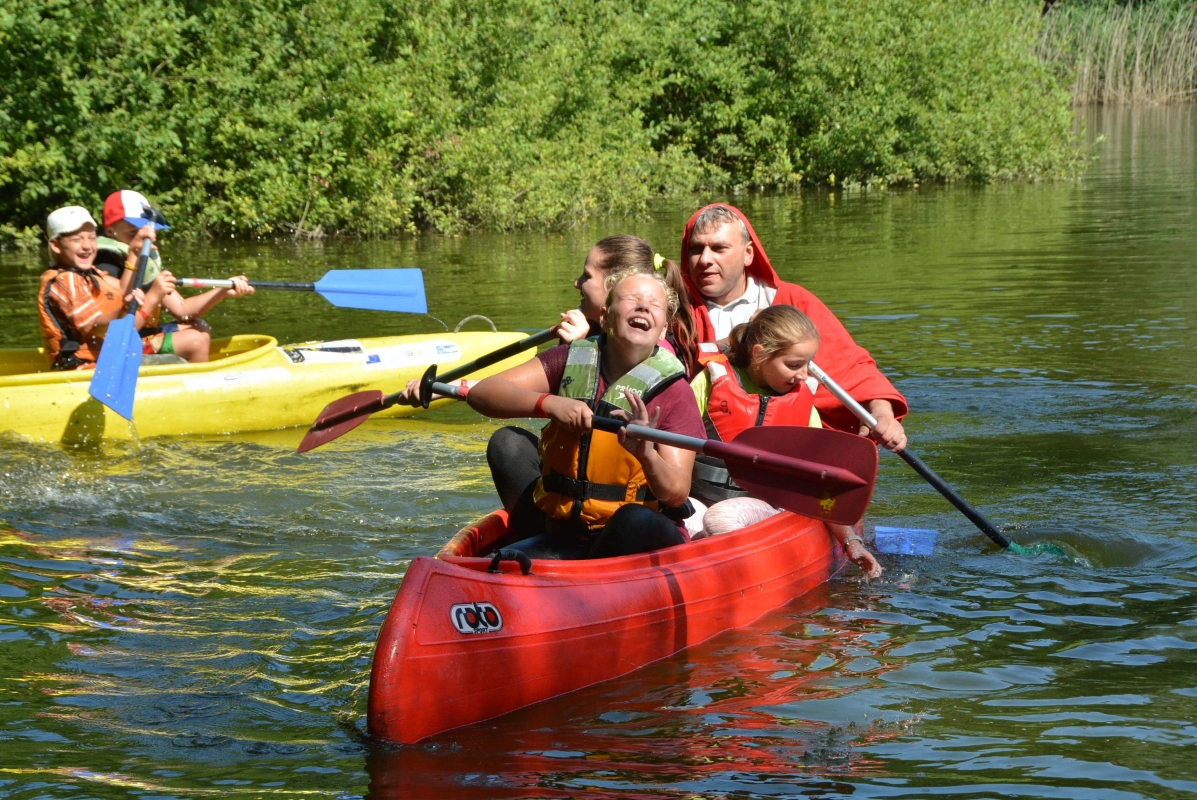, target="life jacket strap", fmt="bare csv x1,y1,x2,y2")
541,470,655,503
692,458,742,490
42,269,86,370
